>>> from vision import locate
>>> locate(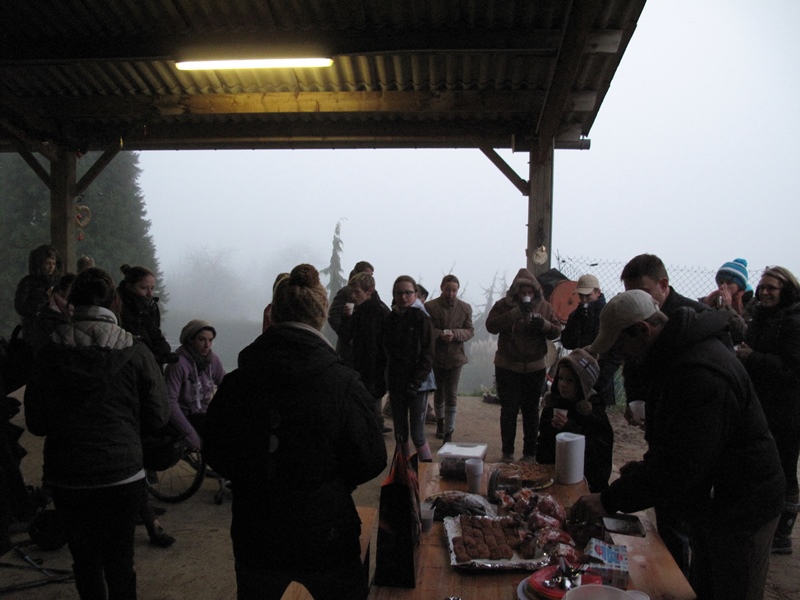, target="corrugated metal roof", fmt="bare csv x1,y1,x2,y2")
0,0,646,152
